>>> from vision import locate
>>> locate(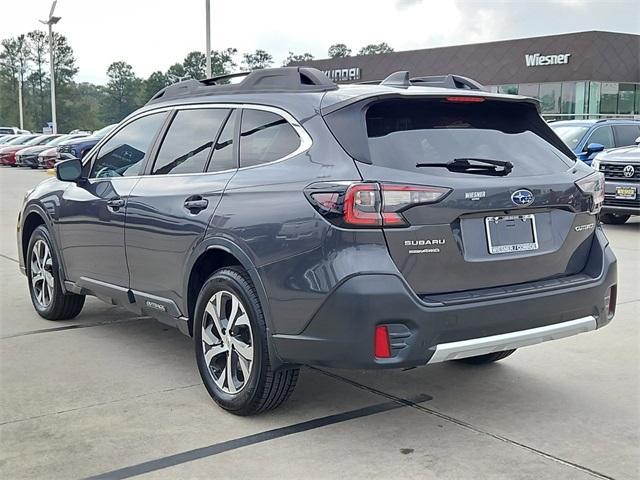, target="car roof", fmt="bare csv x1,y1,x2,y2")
137,67,540,120
551,119,640,127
